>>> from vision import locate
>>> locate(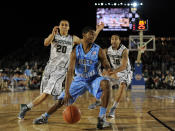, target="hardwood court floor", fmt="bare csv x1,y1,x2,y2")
0,89,175,131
